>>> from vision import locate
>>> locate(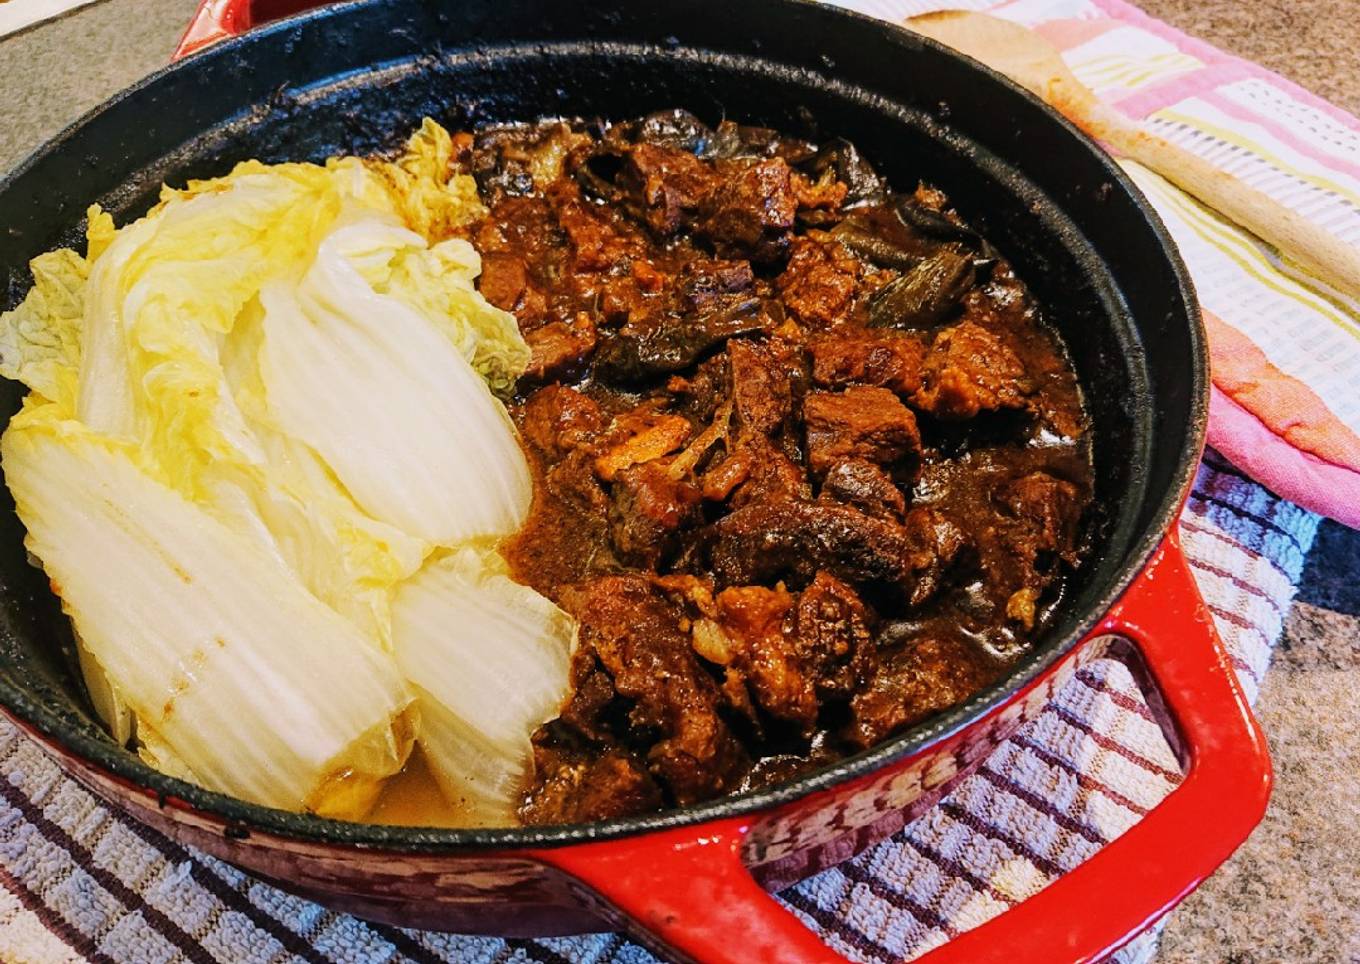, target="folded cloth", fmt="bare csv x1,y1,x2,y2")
0,1,1339,962
0,452,1320,964
0,0,103,38
832,0,1360,528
